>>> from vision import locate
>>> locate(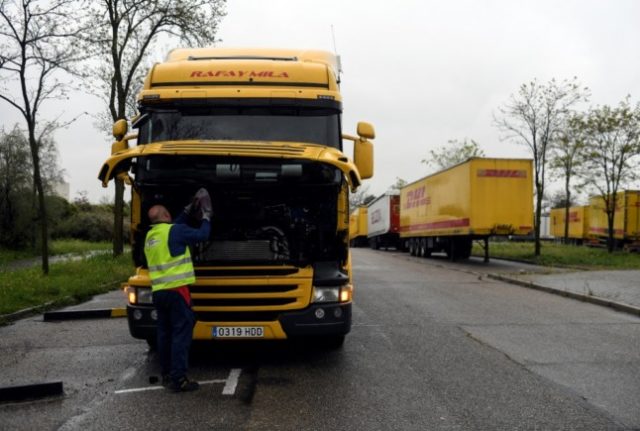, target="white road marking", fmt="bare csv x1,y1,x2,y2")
115,368,243,395
222,368,242,395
